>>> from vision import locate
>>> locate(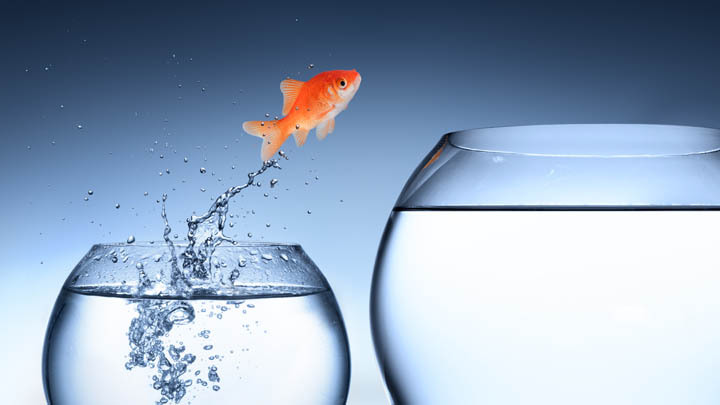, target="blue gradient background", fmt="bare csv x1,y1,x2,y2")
2,1,720,403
